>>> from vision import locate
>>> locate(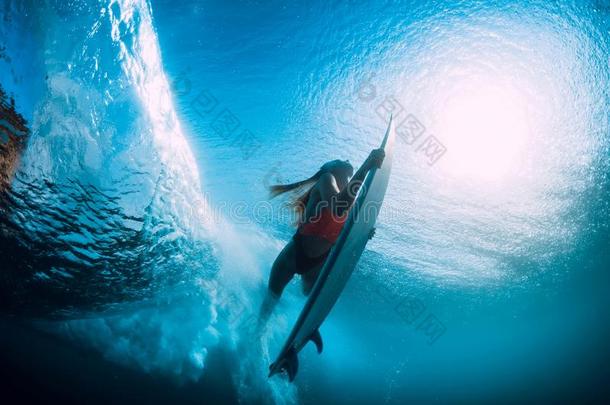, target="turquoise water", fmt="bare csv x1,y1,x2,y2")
0,0,609,402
